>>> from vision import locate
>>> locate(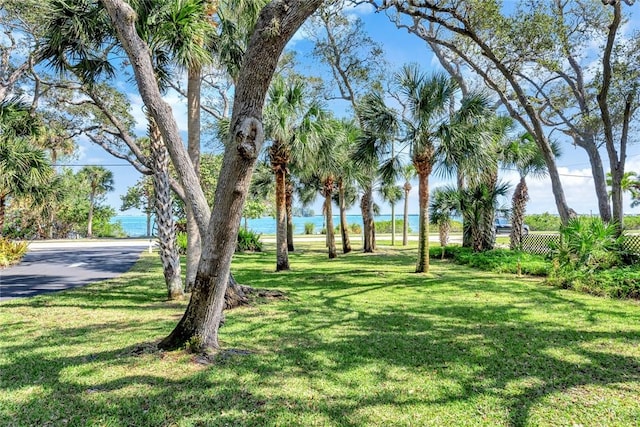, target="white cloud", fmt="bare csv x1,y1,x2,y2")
127,89,188,134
